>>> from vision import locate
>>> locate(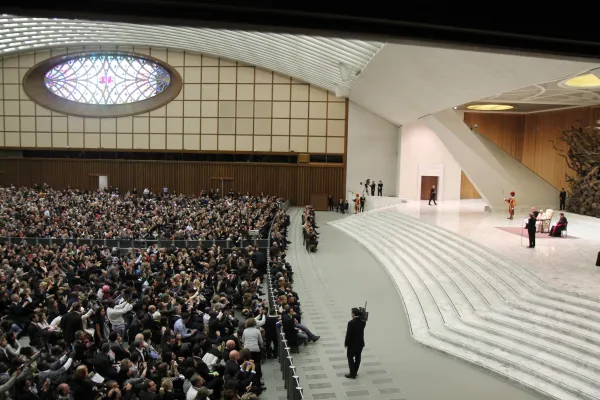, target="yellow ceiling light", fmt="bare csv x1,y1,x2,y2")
562,73,600,88
466,104,514,111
